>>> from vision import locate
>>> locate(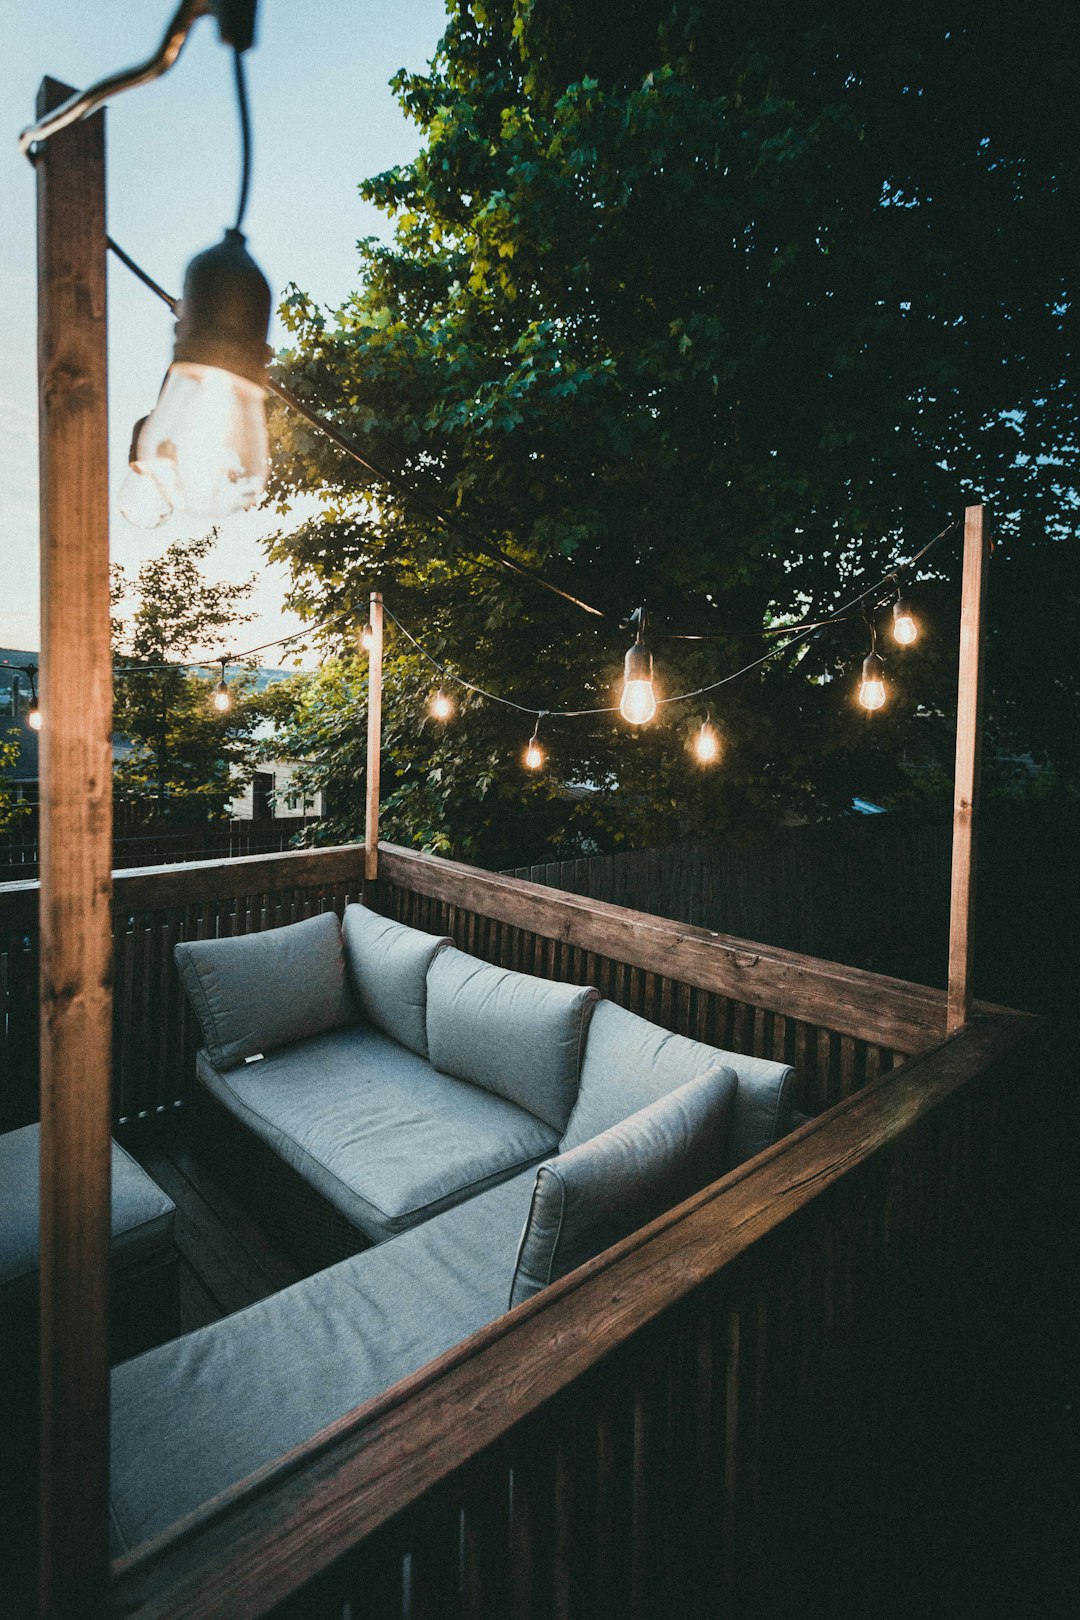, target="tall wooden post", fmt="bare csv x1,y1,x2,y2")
947,504,990,1035
364,591,383,882
34,79,114,1616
